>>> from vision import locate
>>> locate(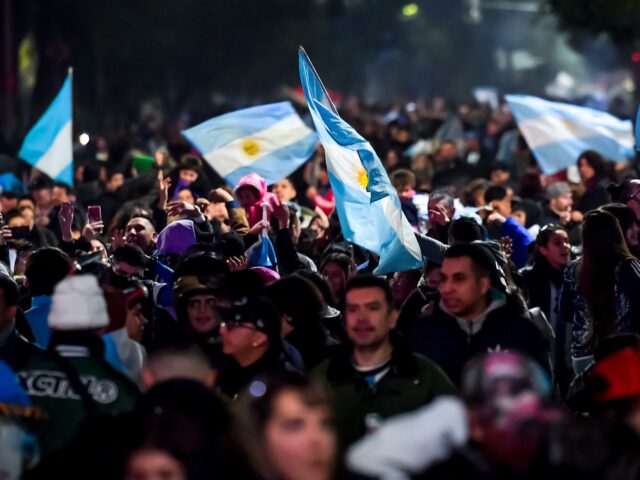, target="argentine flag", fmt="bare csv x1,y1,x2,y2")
19,71,73,185
182,102,317,186
506,94,634,175
298,48,422,274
